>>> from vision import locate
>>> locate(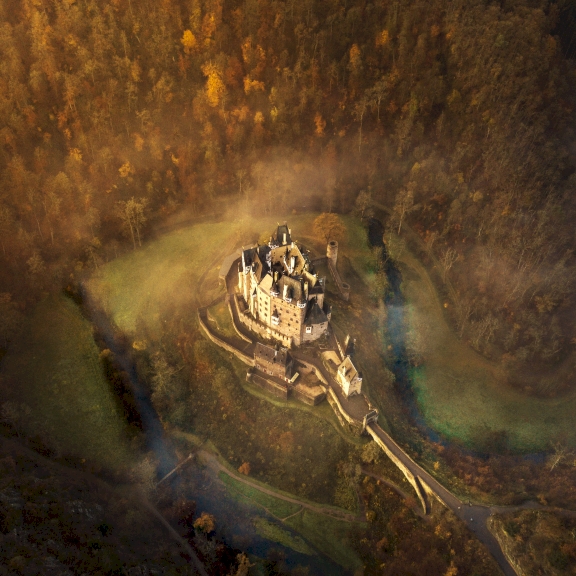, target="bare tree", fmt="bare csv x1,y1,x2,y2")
355,189,373,219
440,247,459,283
548,441,572,471
0,205,13,257
424,230,438,258
392,188,415,235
